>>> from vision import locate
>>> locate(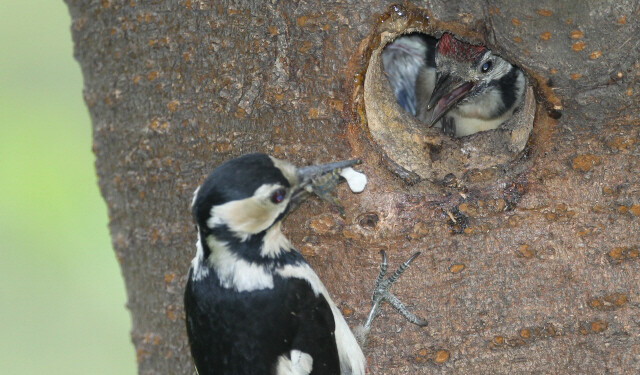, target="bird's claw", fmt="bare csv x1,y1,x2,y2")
363,250,428,330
